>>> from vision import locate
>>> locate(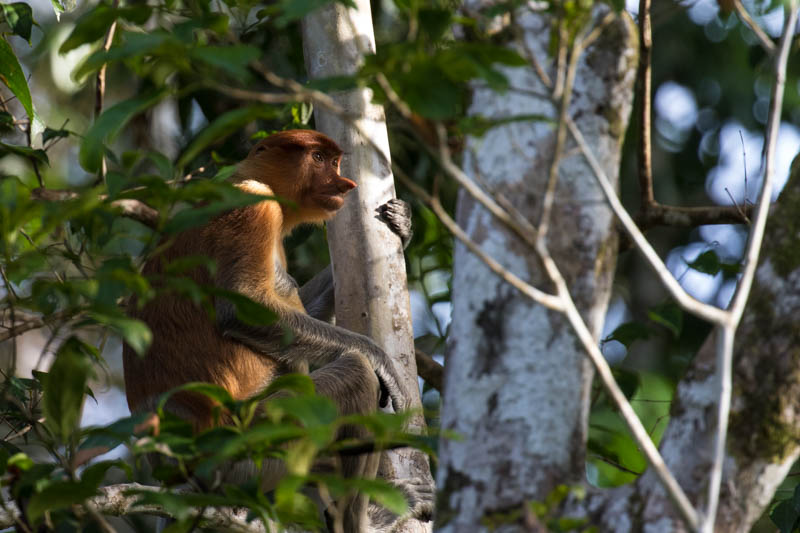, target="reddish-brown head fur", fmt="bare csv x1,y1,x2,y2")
237,130,356,230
